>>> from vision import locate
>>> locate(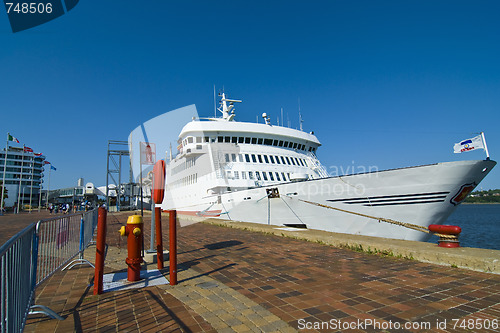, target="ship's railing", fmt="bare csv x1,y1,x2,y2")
307,152,330,178
0,209,98,332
